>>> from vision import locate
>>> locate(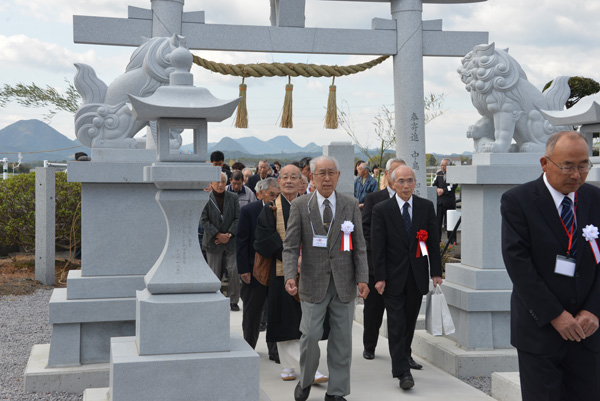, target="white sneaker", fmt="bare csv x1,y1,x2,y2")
313,371,328,384
281,368,296,381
